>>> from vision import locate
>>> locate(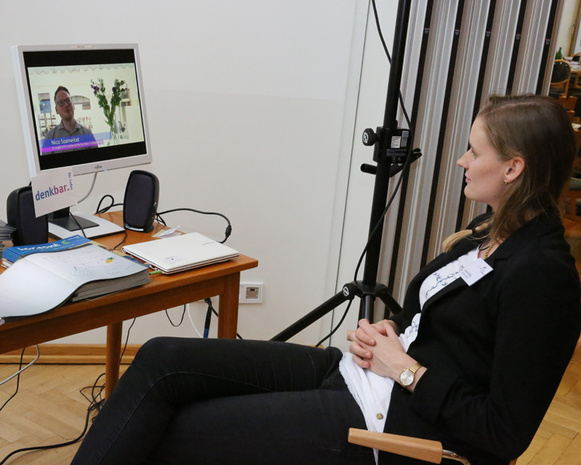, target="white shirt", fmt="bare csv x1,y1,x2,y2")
339,247,479,463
